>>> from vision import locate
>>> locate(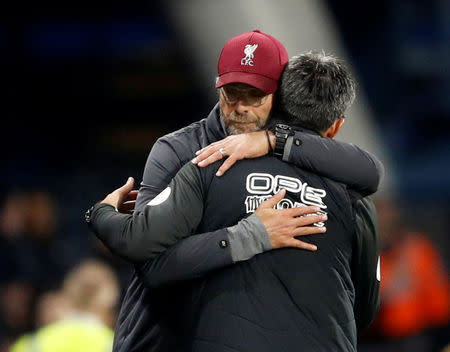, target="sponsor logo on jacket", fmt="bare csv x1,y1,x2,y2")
244,173,327,226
